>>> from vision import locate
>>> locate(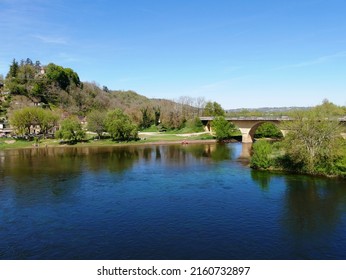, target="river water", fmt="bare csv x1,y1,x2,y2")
1,143,346,259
